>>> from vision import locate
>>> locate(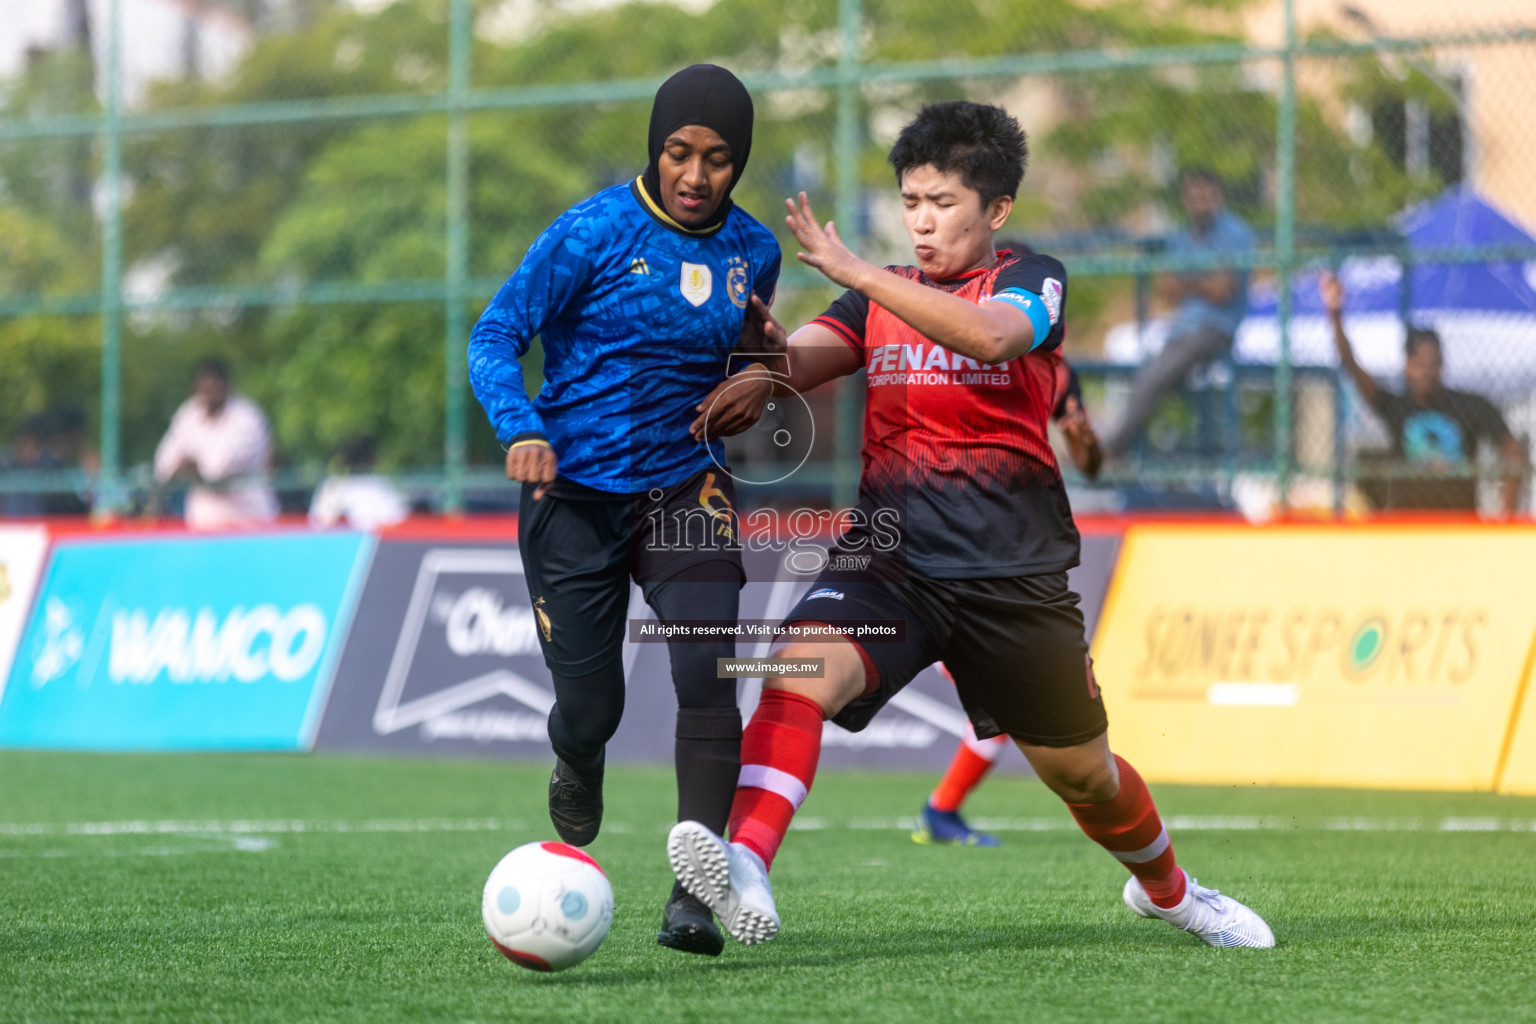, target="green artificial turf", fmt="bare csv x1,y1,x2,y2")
1,751,1534,1023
